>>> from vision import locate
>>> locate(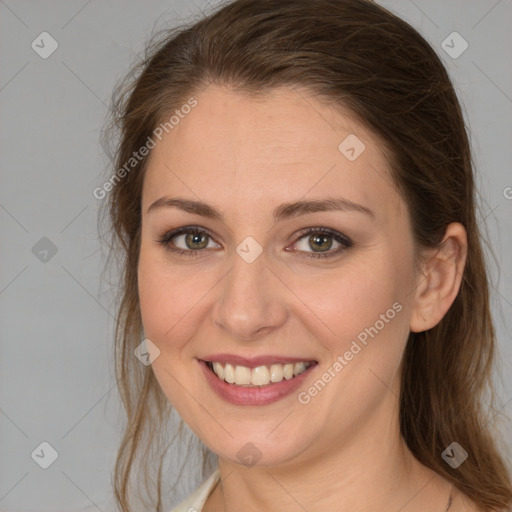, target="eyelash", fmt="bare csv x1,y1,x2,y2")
156,225,353,260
